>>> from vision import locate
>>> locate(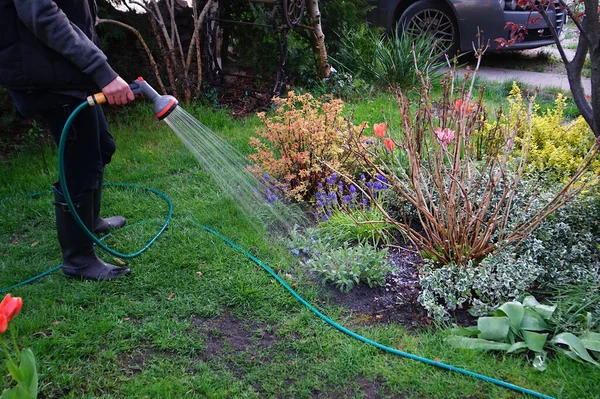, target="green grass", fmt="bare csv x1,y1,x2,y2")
1,100,599,398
